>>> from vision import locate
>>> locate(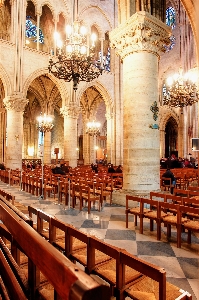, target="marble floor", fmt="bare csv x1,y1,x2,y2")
0,180,199,300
